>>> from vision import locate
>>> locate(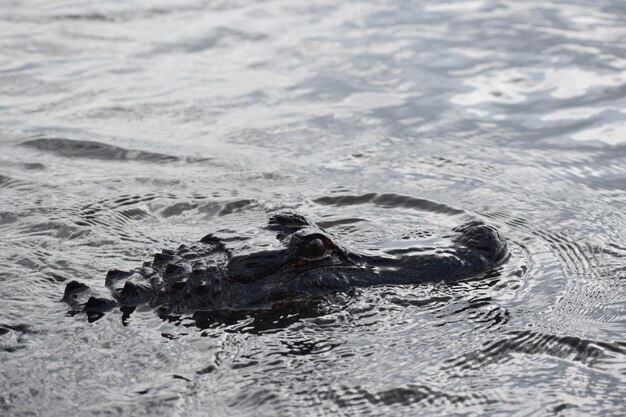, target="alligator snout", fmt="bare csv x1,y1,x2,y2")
452,221,508,263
